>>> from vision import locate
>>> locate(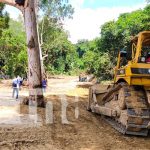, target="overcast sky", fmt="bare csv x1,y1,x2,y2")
5,0,146,43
